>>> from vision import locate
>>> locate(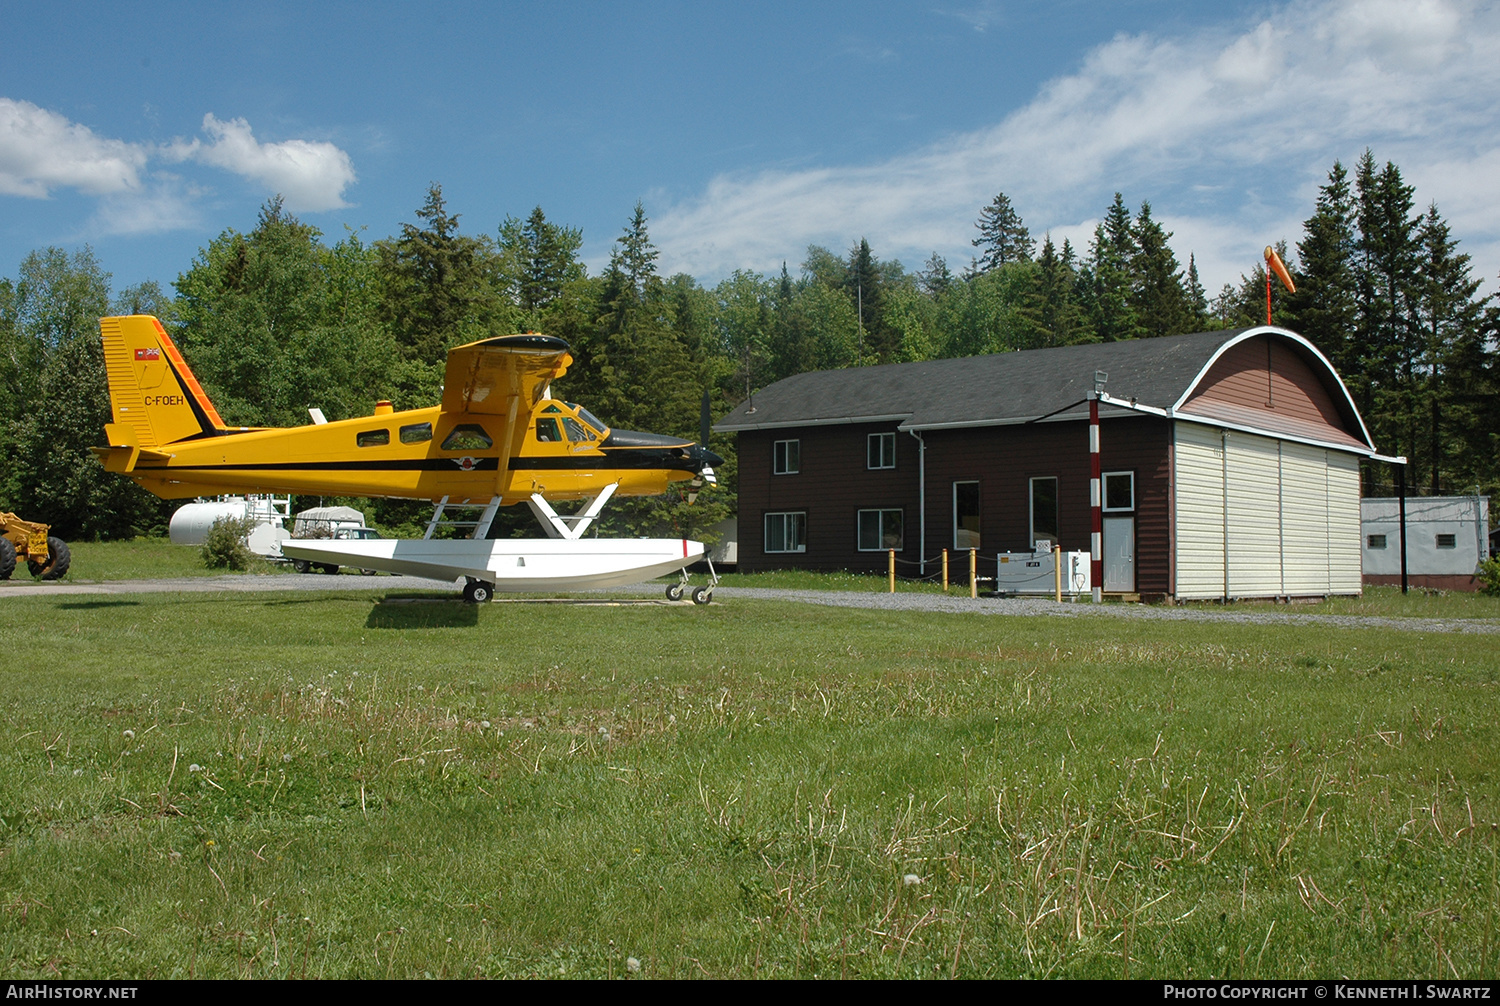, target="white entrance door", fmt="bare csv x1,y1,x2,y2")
1103,516,1135,592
